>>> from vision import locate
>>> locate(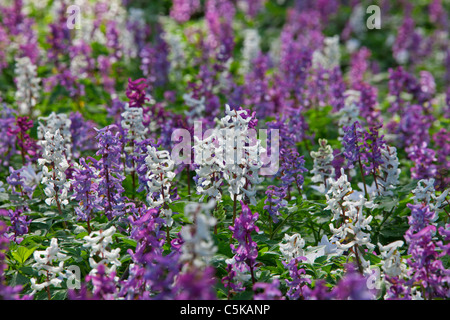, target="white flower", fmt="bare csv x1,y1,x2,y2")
30,238,68,295
378,240,406,278
38,129,71,208
337,90,361,137
325,168,352,221
83,226,121,275
225,256,251,283
279,233,305,262
144,146,176,225
310,139,335,193
326,170,375,271
121,103,147,173
312,35,341,70
38,112,73,161
183,93,206,123
20,164,43,190
218,105,265,204
180,200,217,269
14,56,41,116
377,145,401,196
240,29,261,74
411,178,449,214
302,235,344,264
194,131,225,203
